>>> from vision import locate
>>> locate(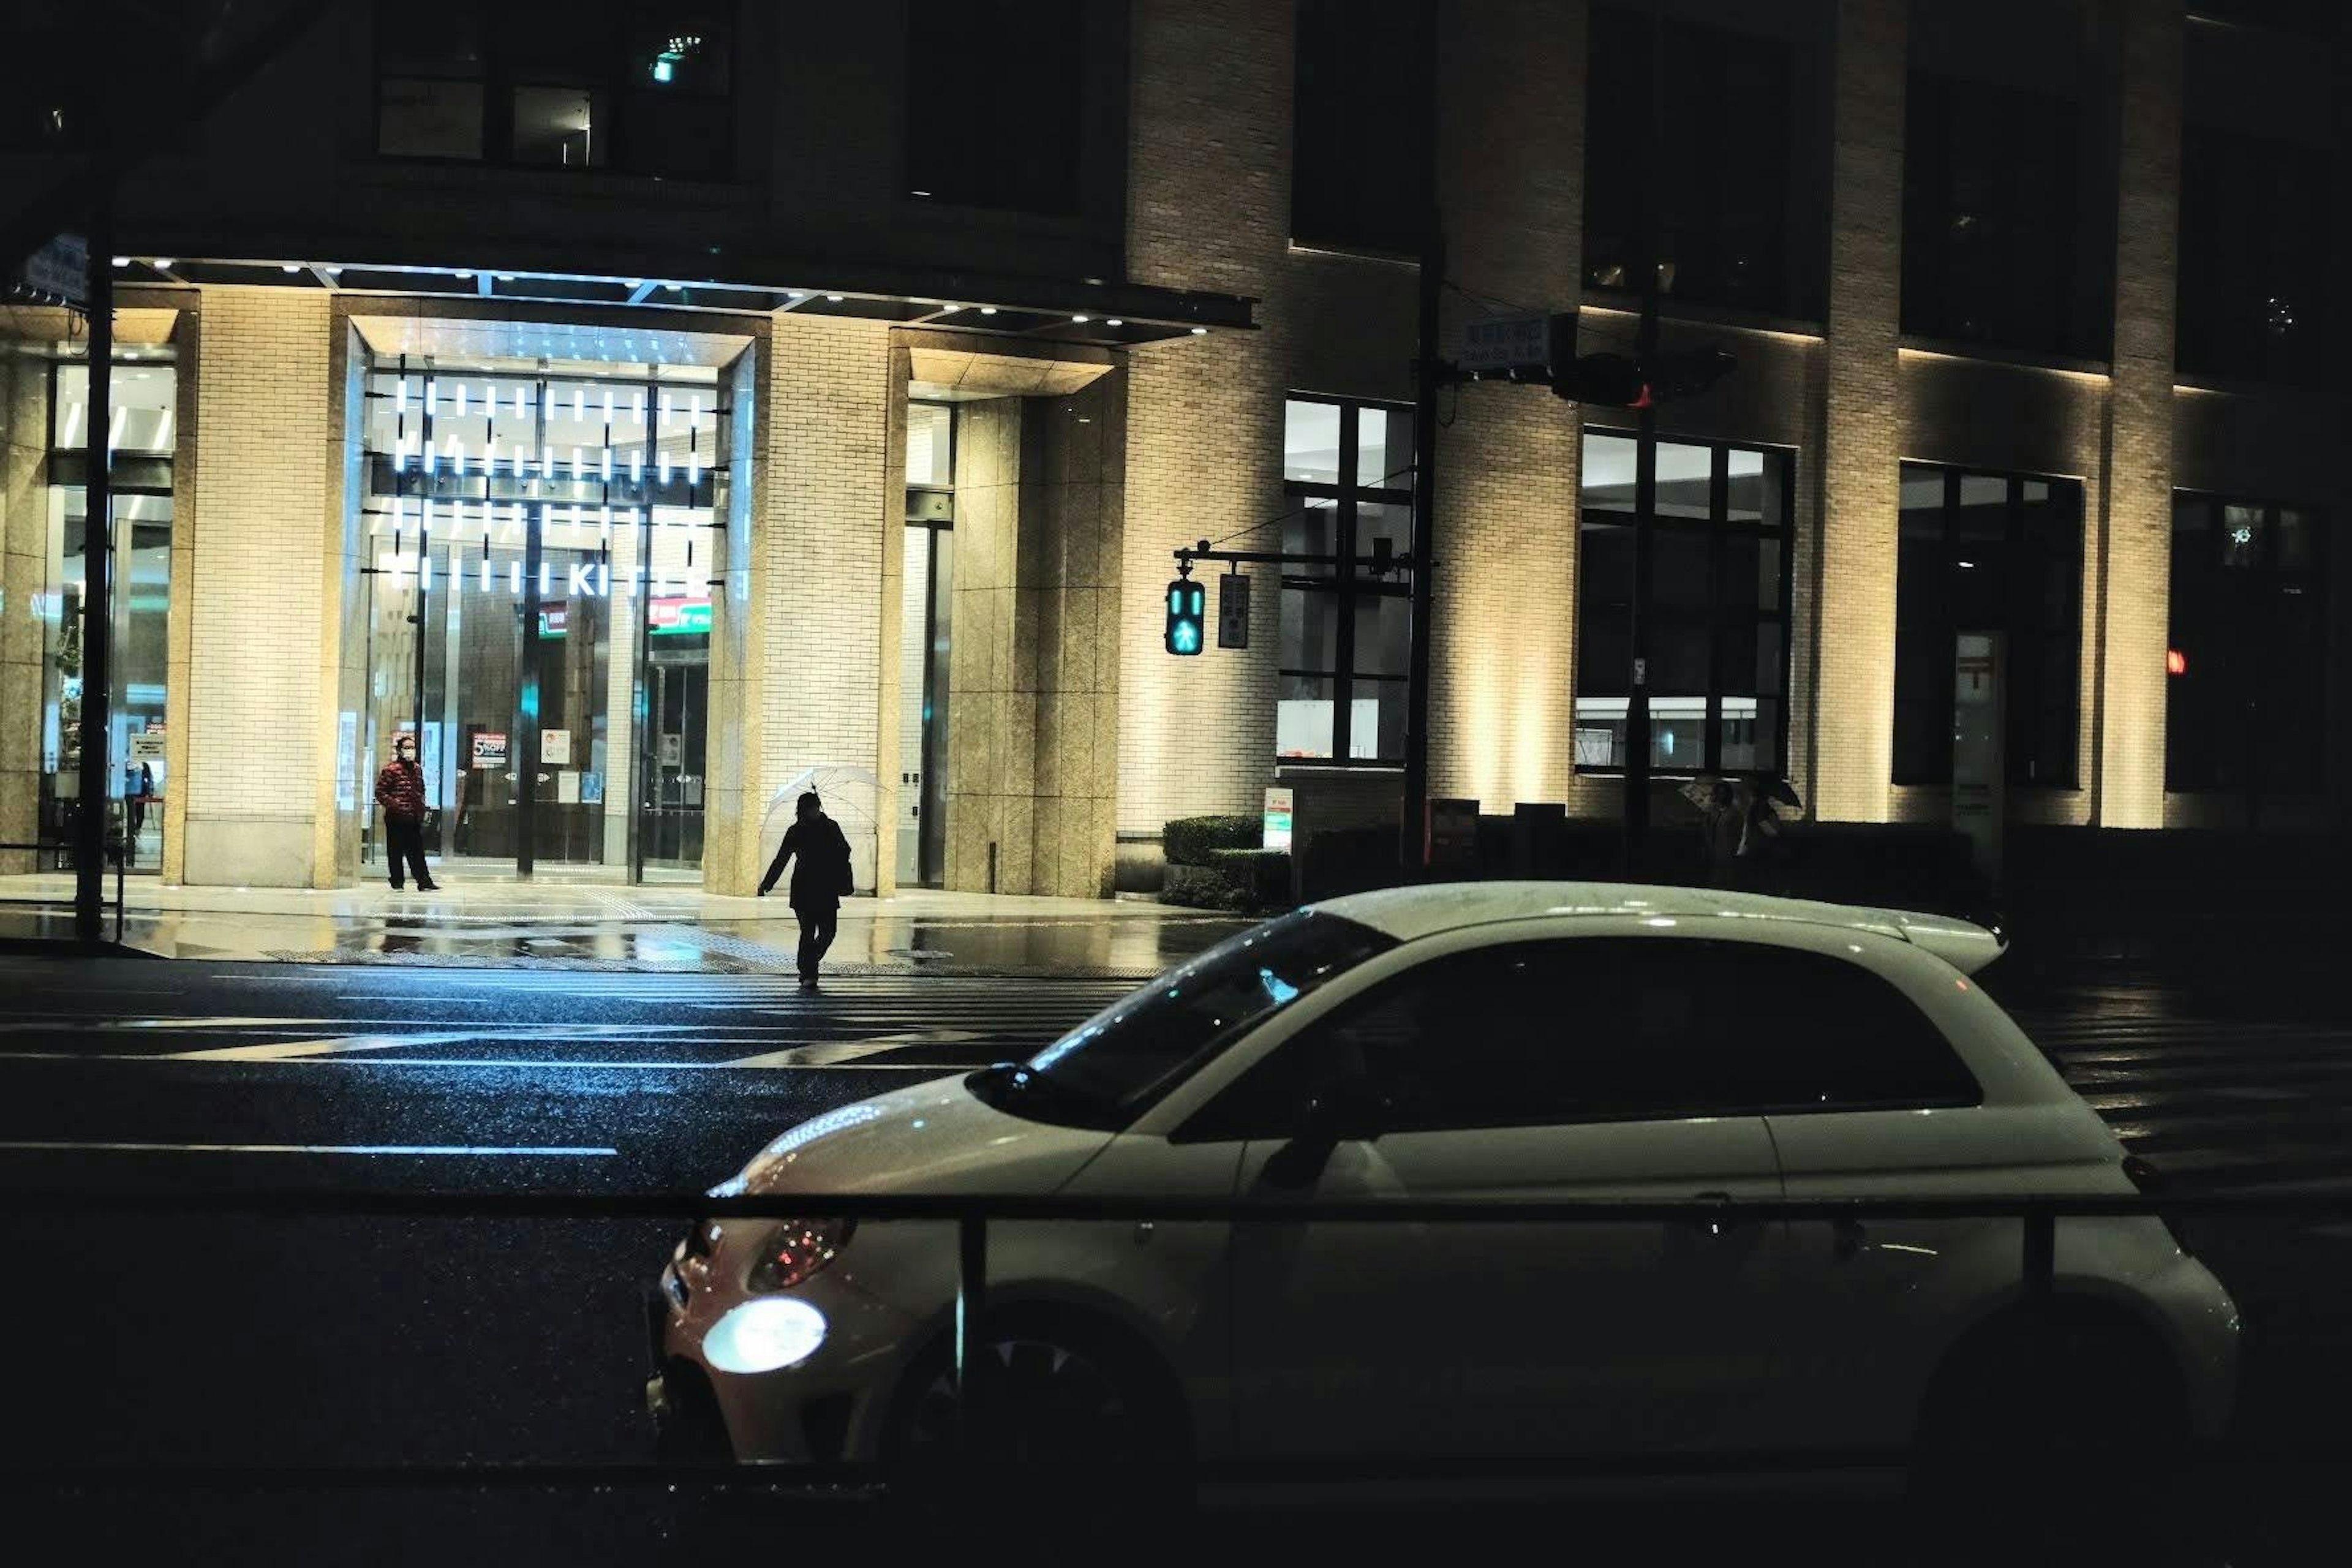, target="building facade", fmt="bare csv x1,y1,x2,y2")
1,0,2344,905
